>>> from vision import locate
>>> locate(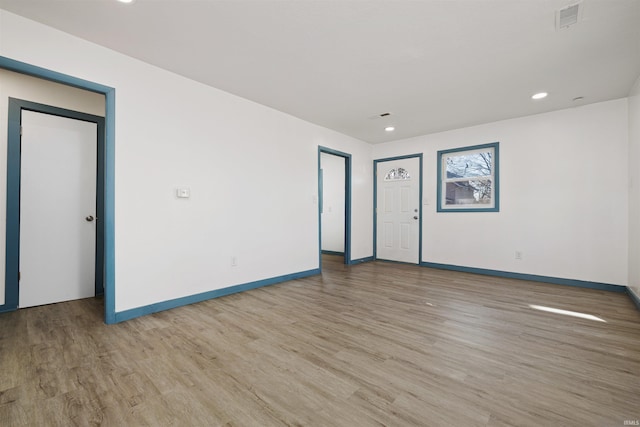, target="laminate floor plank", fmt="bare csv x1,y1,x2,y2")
1,255,639,426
